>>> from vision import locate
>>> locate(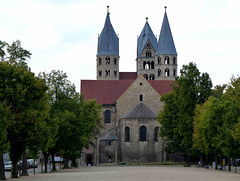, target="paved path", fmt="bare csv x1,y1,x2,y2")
8,165,240,181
